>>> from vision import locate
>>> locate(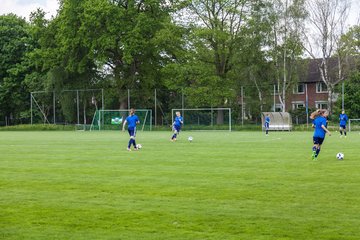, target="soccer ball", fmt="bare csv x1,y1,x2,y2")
188,136,193,142
136,144,142,149
336,152,344,160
